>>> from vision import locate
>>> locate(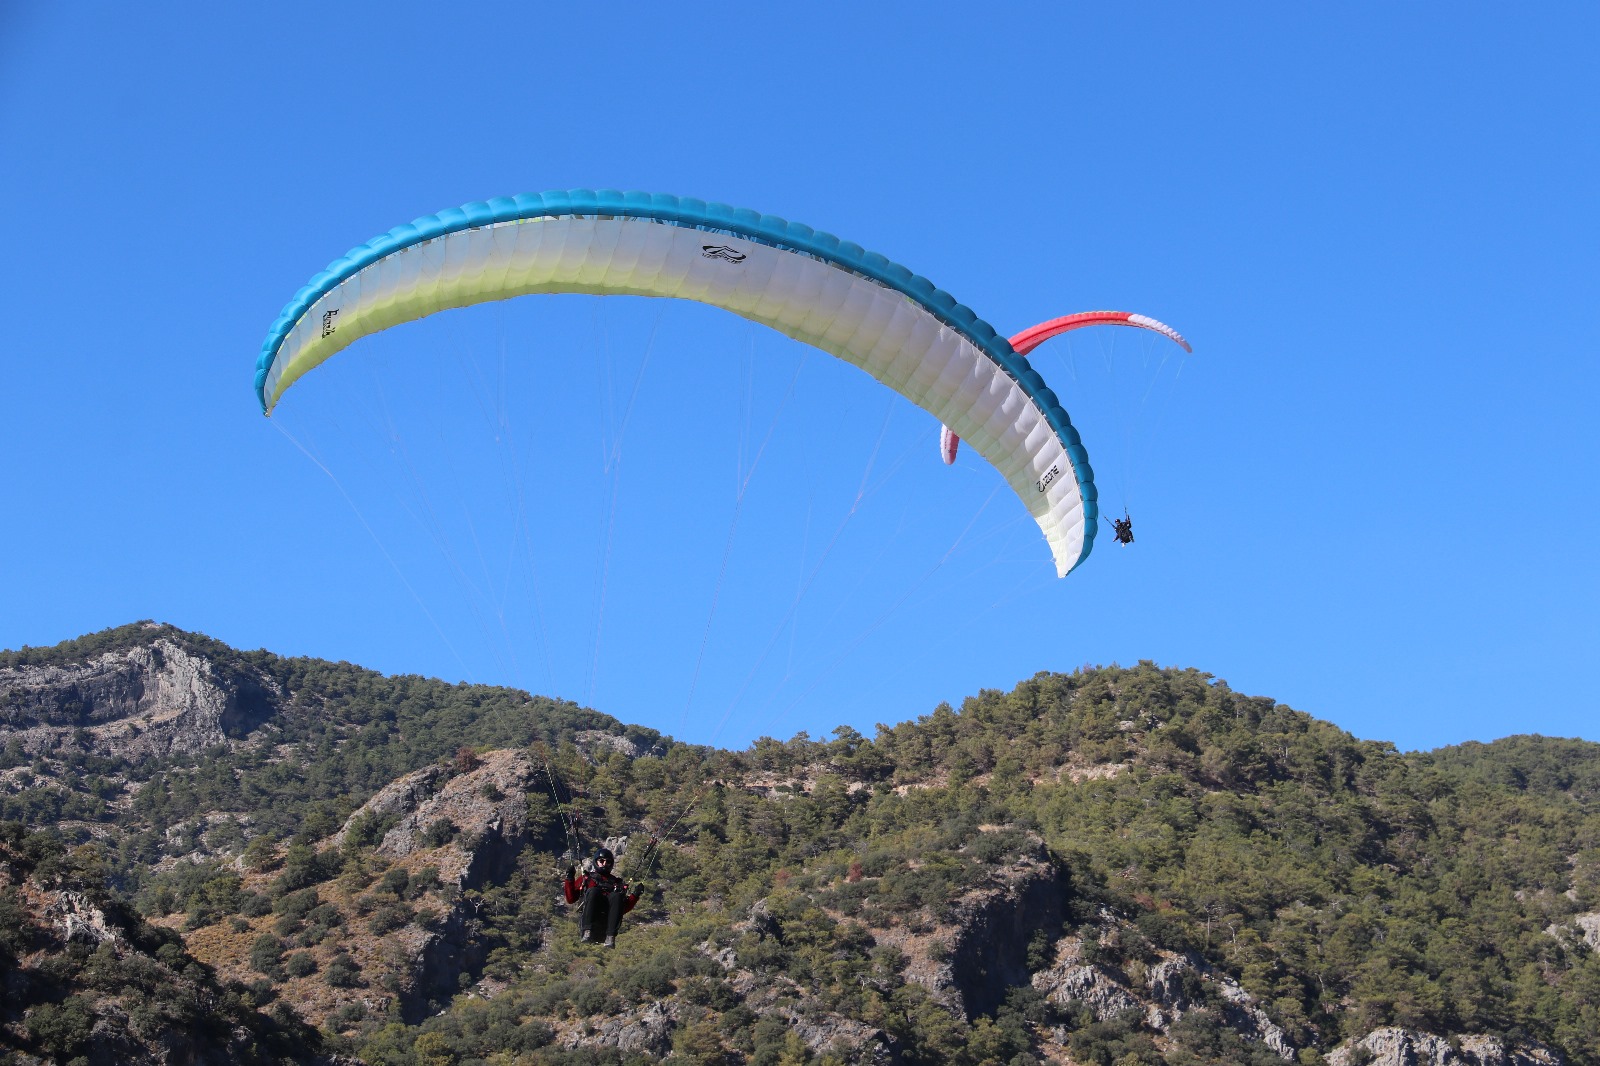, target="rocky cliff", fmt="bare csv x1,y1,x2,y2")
1328,1028,1564,1066
0,625,280,761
